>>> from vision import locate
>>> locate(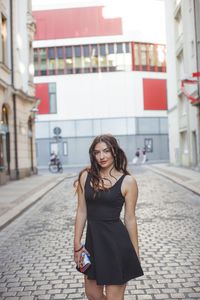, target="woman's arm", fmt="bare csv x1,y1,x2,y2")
122,175,140,258
74,171,88,264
